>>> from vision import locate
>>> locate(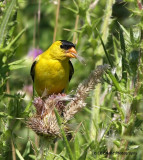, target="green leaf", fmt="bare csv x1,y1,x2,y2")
96,27,119,81
113,140,121,148
54,108,74,160
16,148,25,160
3,93,18,98
73,0,79,11
5,28,26,50
28,155,36,159
8,59,25,65
60,155,69,160
130,28,134,44
78,141,93,160
114,100,125,120
8,58,26,70
64,6,78,14
118,23,127,84
118,22,130,38
0,0,16,46
96,28,113,67
23,100,33,115
106,70,124,92
9,65,26,70
23,141,31,158
0,112,13,119
100,106,115,113
74,136,80,159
